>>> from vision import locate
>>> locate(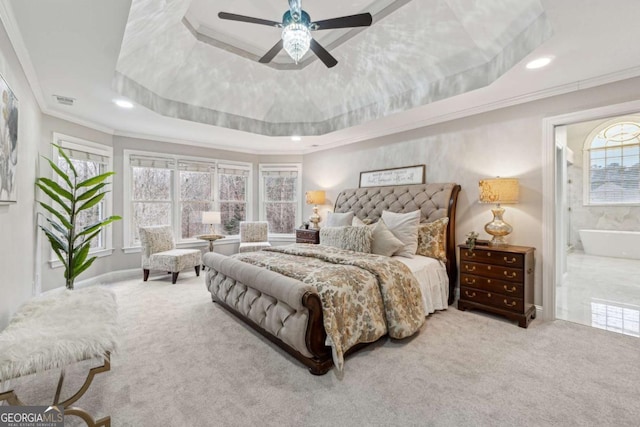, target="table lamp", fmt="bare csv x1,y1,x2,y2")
201,211,221,235
478,178,519,246
305,190,326,229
